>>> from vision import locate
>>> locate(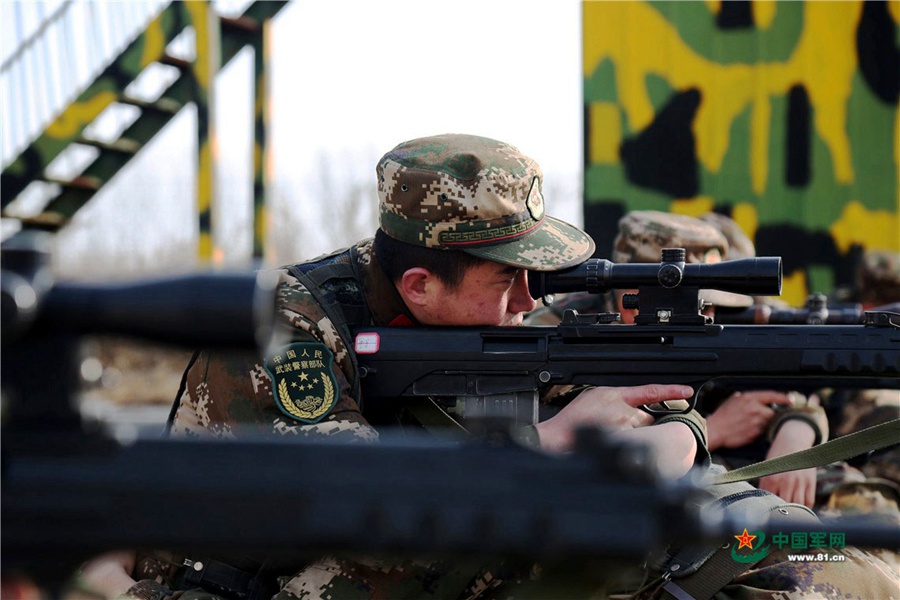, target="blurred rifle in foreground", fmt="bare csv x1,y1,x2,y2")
2,236,898,591
0,234,706,587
